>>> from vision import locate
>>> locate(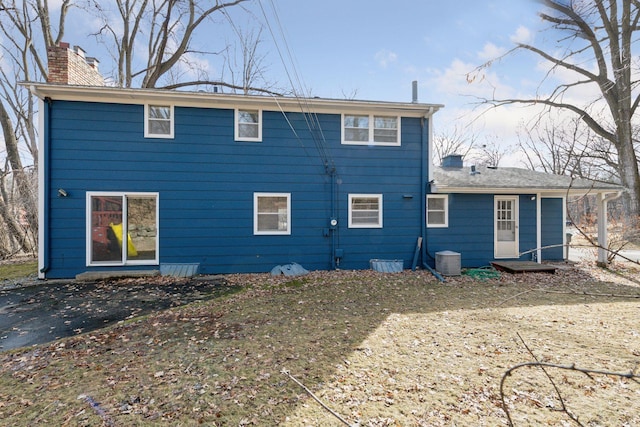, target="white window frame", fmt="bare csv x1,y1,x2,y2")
341,114,400,146
427,194,448,228
86,191,160,266
235,109,263,142
144,104,174,139
254,192,291,235
348,194,383,228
